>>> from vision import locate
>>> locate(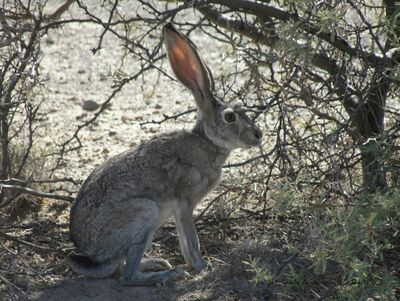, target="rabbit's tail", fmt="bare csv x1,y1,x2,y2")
67,254,120,278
